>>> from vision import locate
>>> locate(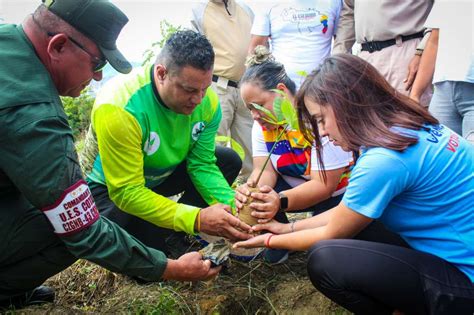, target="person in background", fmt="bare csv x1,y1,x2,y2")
249,0,342,89
333,0,434,107
0,1,221,310
80,30,252,258
410,0,474,144
234,54,474,314
235,46,353,264
191,0,255,179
